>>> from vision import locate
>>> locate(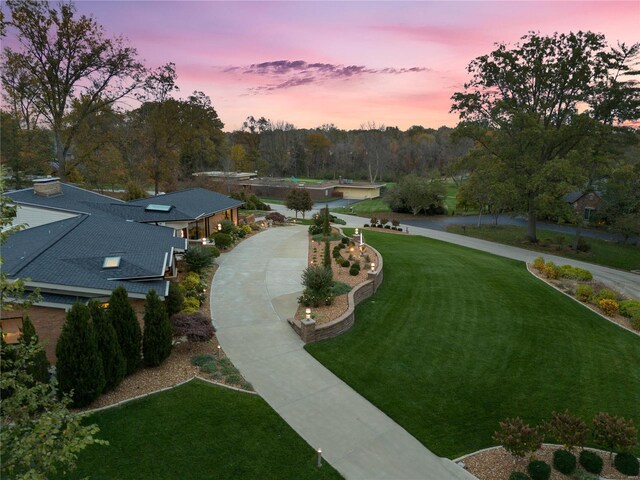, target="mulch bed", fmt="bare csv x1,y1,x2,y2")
463,445,638,480
527,265,638,334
